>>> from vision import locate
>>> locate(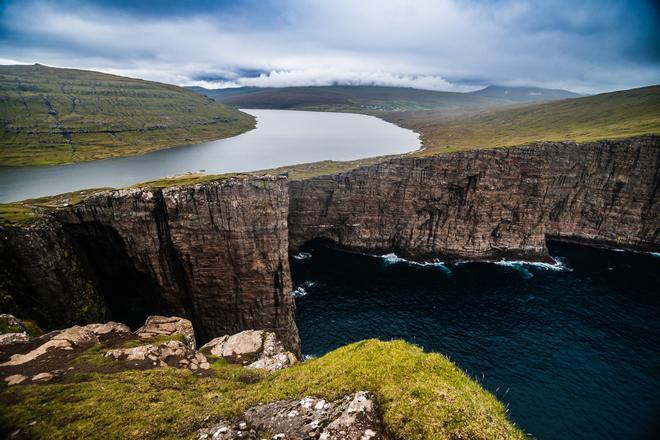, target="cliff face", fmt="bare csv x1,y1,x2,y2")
0,177,299,353
289,136,660,260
